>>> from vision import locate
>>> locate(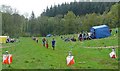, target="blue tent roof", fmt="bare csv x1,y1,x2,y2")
92,25,108,29
46,34,52,37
